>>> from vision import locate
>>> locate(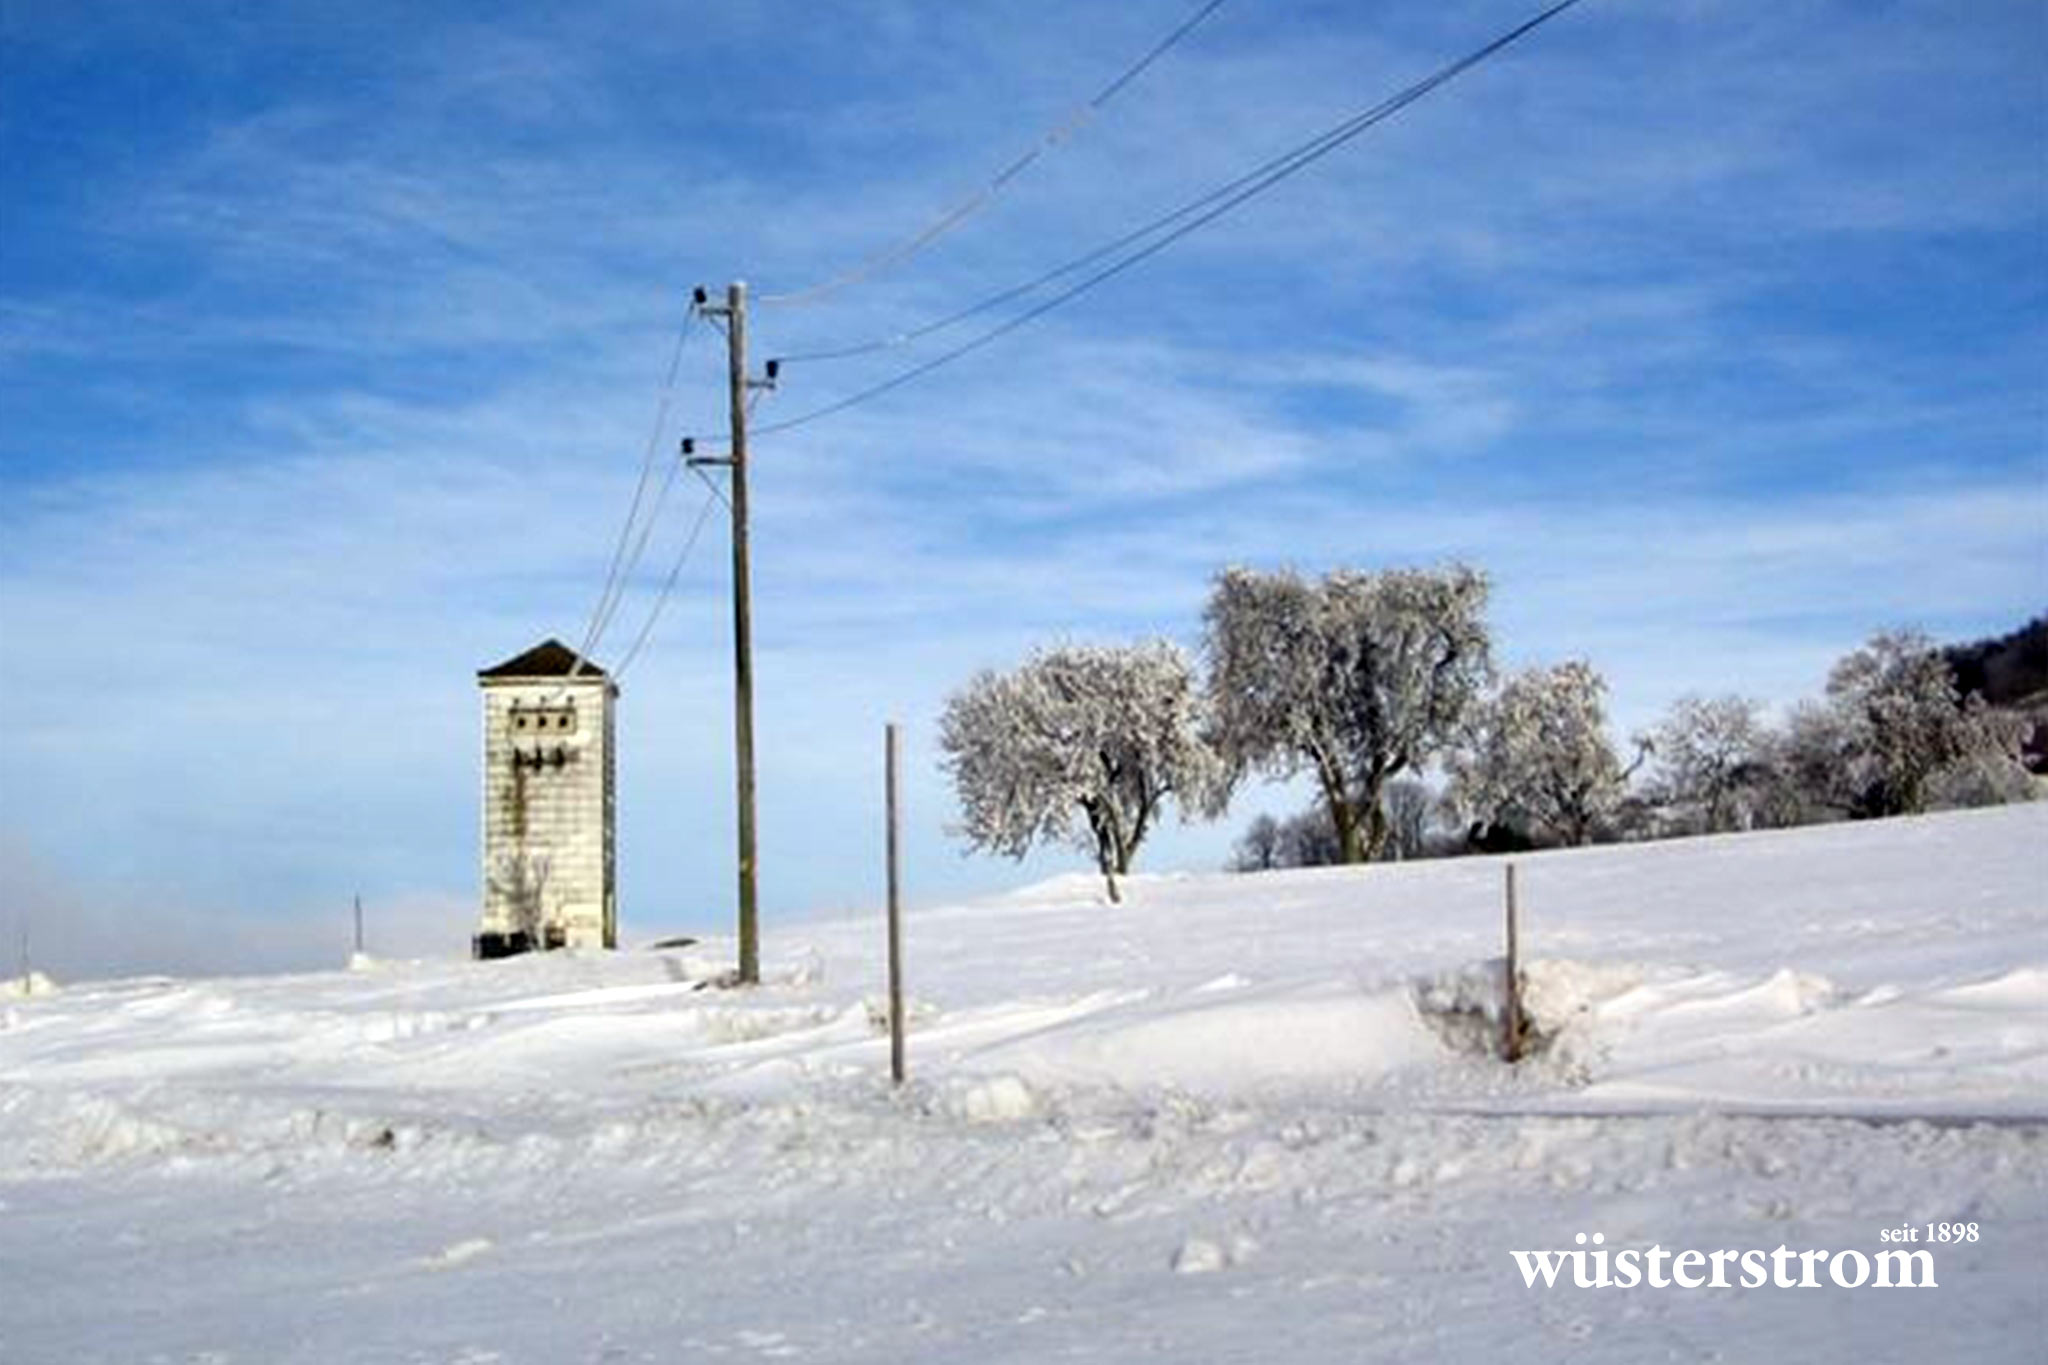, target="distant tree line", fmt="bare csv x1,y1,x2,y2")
1944,615,2048,767
935,564,2042,895
1945,615,2048,708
